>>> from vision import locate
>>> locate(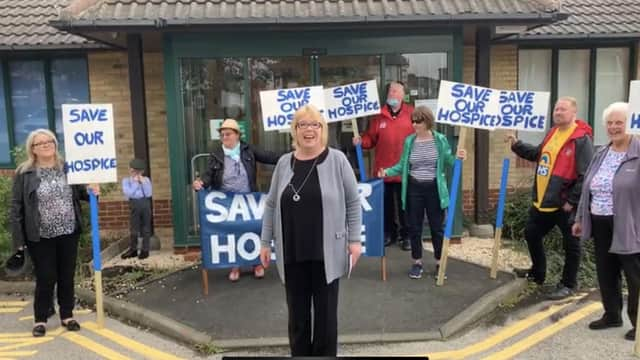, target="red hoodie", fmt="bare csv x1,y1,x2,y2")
361,103,415,183
512,119,594,209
